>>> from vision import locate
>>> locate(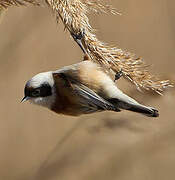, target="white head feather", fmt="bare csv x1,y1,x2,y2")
27,71,56,109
